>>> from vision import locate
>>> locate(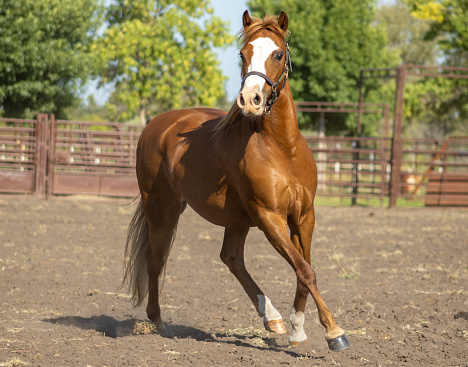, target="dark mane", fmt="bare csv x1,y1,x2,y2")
213,15,290,134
